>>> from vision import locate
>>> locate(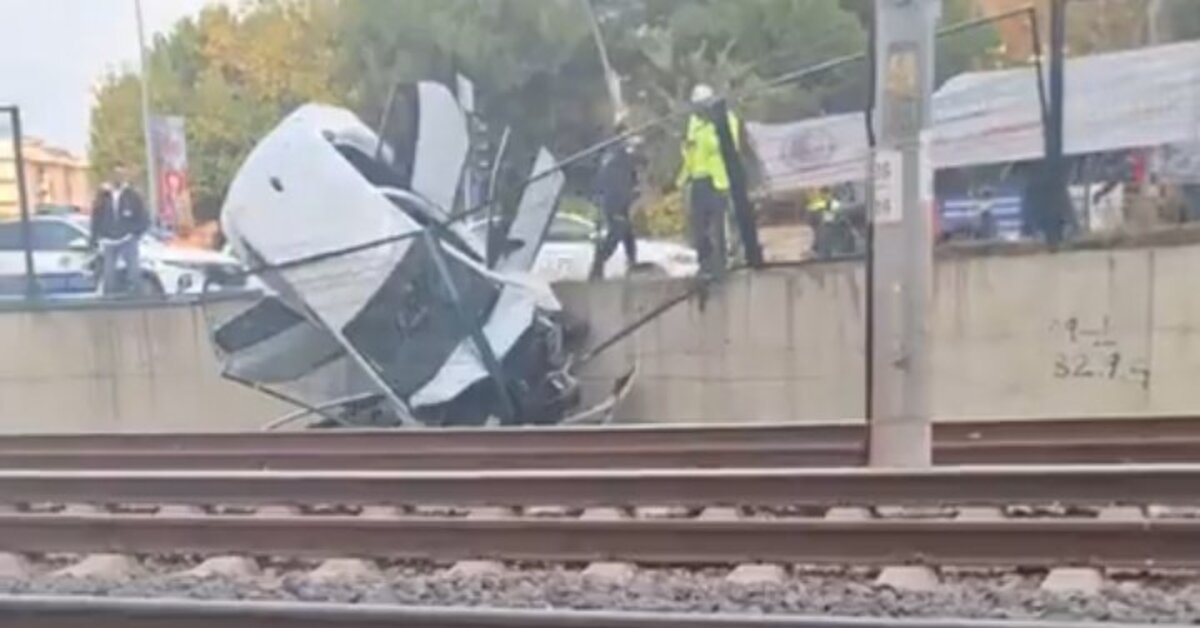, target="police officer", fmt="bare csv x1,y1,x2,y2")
675,84,740,276
589,122,639,281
